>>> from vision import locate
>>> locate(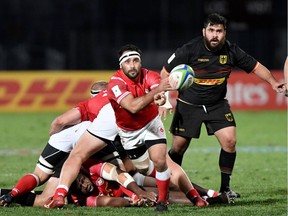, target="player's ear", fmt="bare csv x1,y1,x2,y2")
202,28,205,36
